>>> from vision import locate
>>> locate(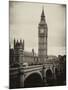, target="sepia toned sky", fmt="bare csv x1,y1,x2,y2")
9,1,66,56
